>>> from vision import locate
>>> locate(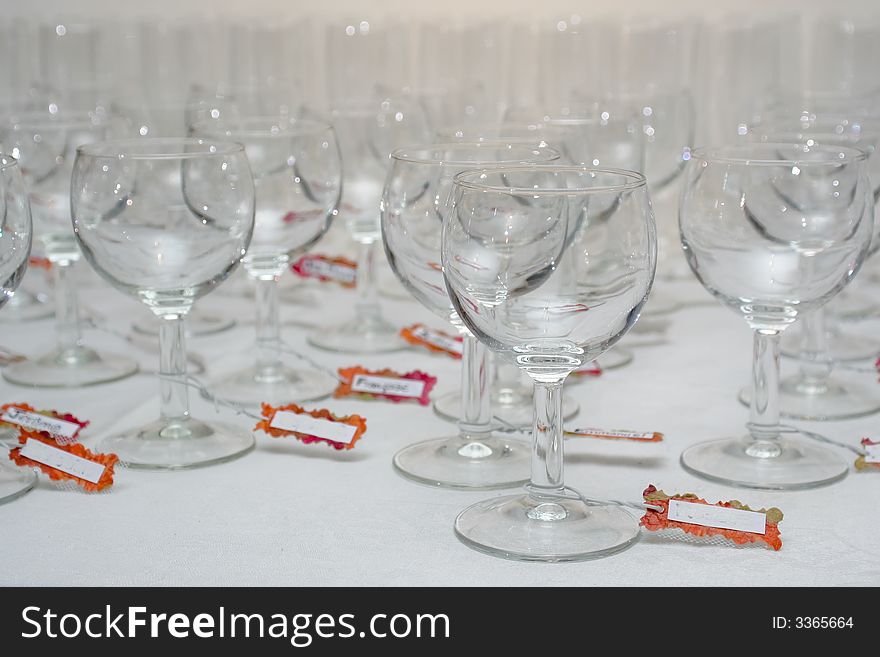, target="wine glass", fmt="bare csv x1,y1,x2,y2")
1,111,139,387
679,143,873,489
306,96,432,354
586,92,696,311
0,153,38,503
740,116,880,420
382,141,559,488
0,99,54,323
496,107,646,368
71,138,256,469
193,115,342,405
117,97,244,336
443,166,656,560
